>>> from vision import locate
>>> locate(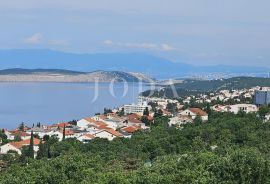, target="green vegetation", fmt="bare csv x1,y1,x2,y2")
1,112,270,183
142,77,270,99
173,77,270,92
